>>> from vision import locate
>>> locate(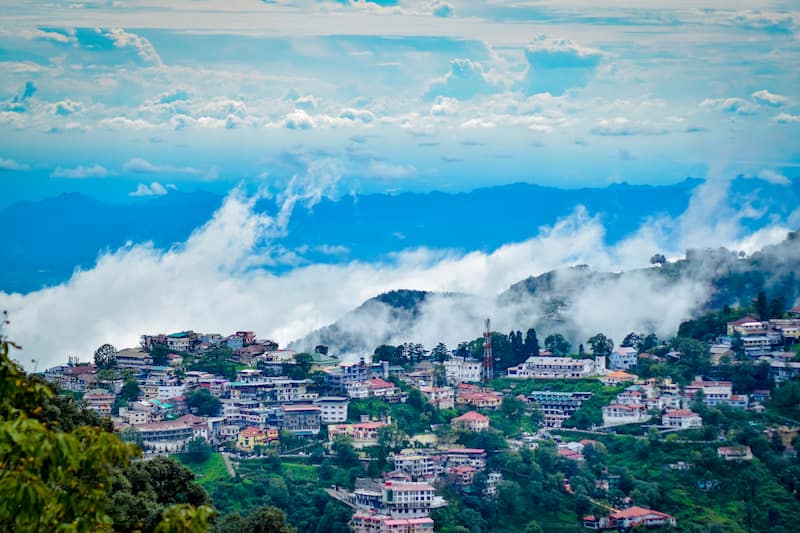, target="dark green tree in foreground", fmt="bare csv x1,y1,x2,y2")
0,314,213,532
187,387,223,416
544,334,571,356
